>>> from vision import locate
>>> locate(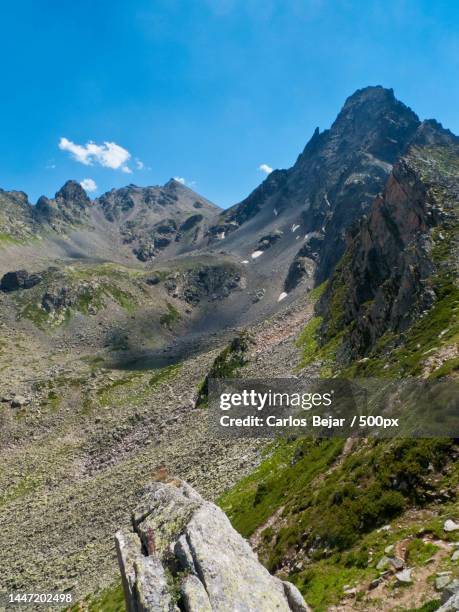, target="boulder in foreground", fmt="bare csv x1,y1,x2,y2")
115,478,310,611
